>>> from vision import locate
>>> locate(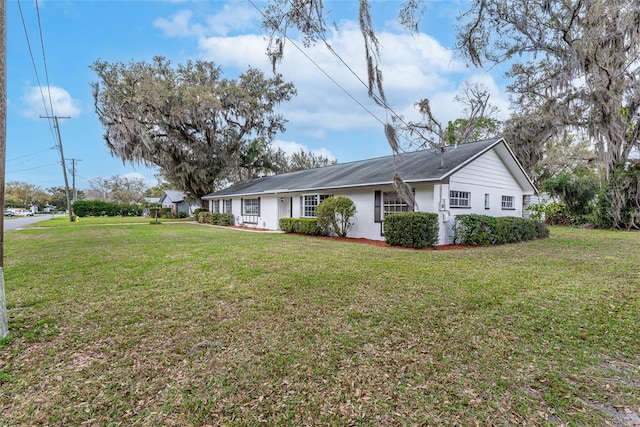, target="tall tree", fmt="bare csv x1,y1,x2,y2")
289,148,337,171
4,181,45,208
48,186,84,210
399,82,501,149
457,0,640,227
91,57,297,198
85,175,147,204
